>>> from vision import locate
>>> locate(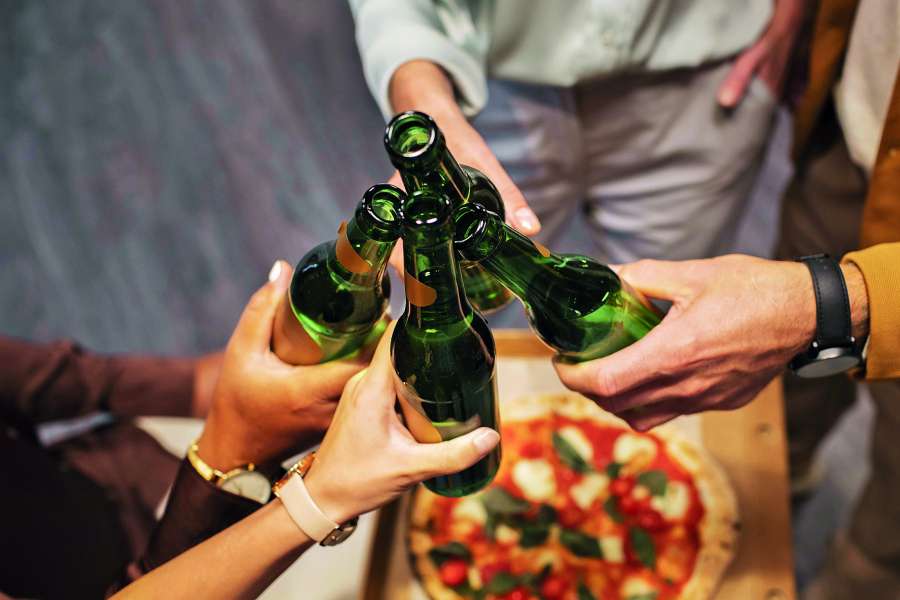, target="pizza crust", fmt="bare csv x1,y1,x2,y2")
408,392,740,600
